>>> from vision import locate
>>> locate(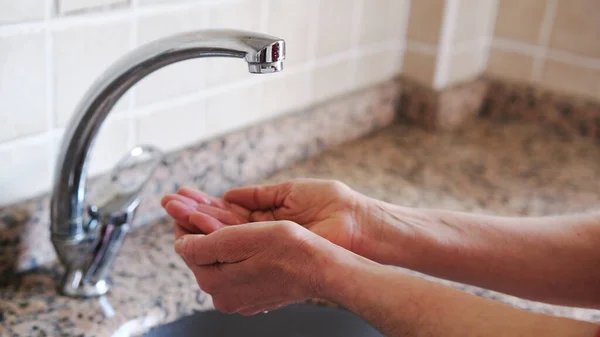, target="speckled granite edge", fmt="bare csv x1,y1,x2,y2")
0,78,402,274
397,76,600,140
